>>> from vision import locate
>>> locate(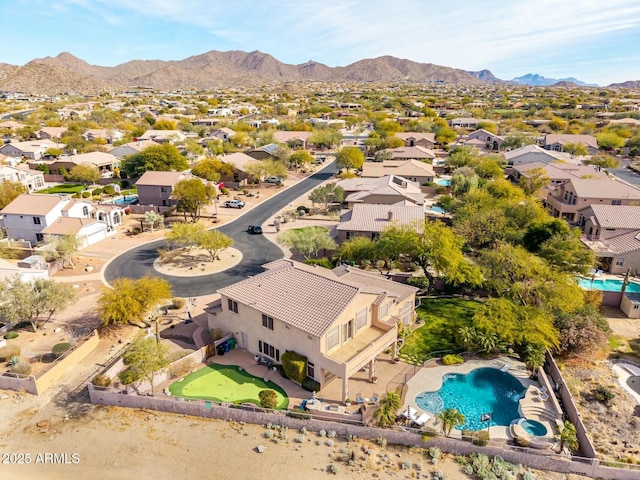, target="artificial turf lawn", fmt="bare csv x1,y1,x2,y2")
169,363,289,409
